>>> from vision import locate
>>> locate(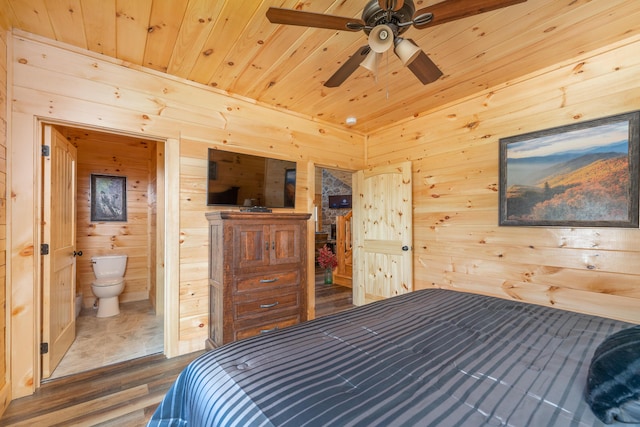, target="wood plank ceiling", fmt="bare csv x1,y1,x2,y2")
1,0,639,133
